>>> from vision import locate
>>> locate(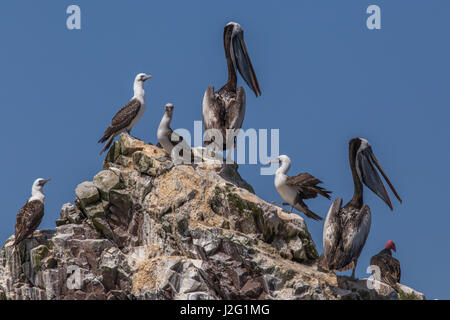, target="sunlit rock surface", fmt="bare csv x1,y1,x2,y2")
0,134,425,300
